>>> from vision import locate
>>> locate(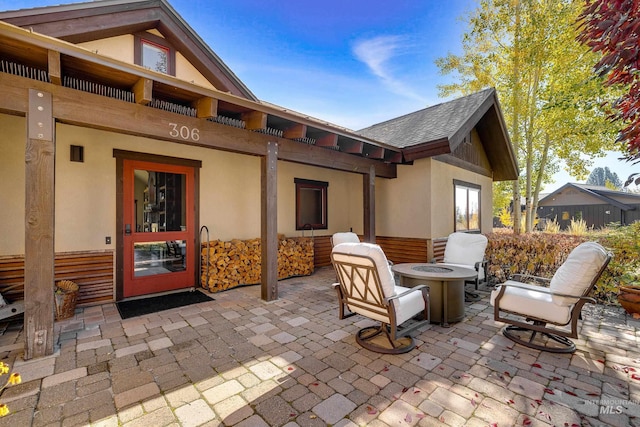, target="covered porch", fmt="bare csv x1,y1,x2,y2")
0,267,638,426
